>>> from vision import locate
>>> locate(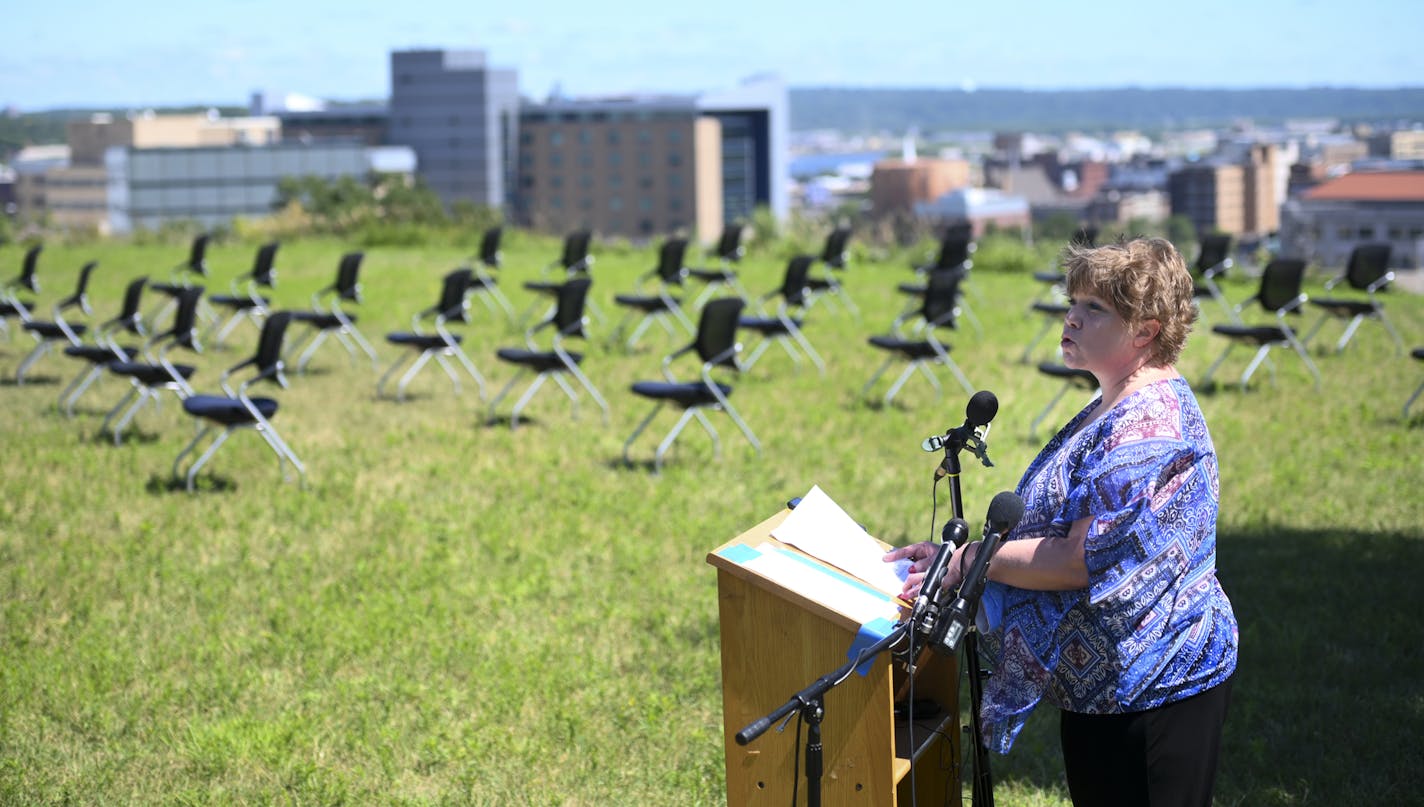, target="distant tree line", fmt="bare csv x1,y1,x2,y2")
790,87,1424,134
